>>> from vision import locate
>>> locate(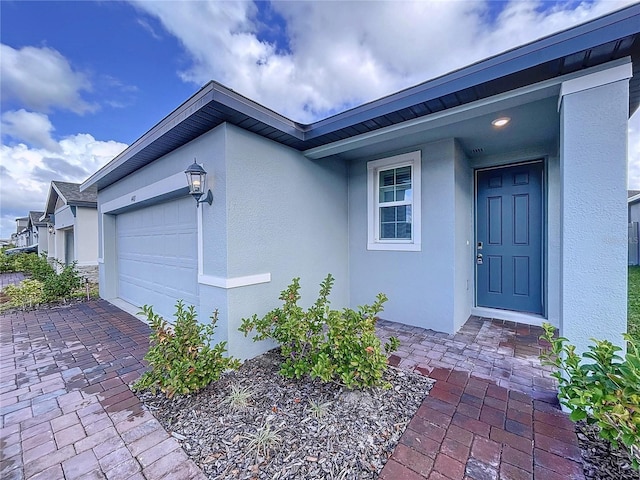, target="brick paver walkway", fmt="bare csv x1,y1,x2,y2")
0,298,205,480
0,273,25,291
376,318,585,480
1,271,584,480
